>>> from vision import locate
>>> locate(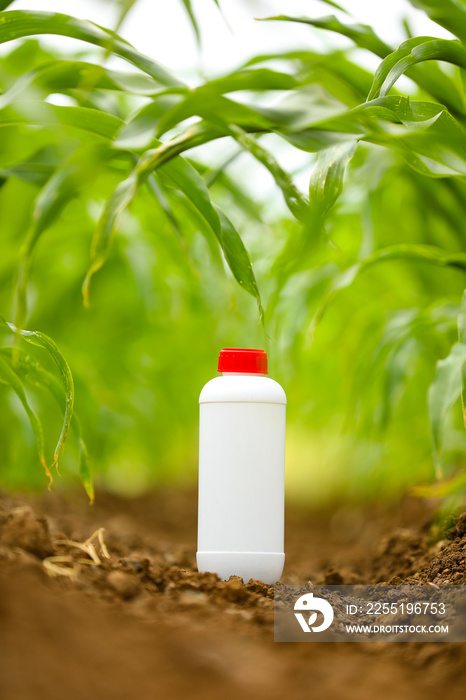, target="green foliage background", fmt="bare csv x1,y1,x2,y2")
1,0,466,504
